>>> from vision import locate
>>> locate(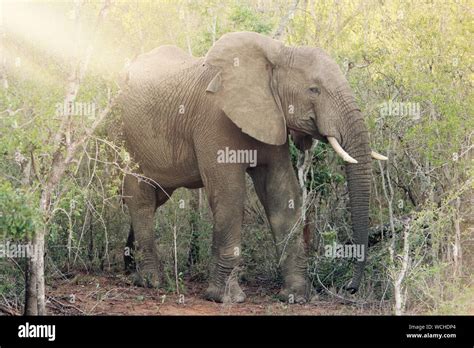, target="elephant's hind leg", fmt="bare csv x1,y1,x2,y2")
123,174,171,288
